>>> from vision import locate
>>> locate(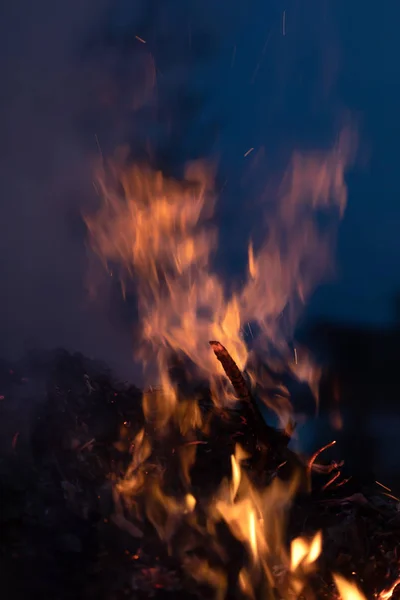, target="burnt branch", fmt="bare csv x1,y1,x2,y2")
209,340,291,449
